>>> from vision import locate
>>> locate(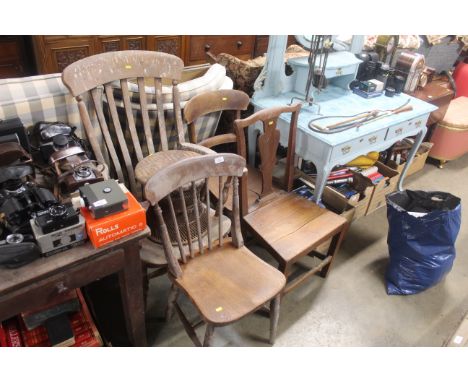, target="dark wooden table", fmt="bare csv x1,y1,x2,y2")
0,226,150,346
